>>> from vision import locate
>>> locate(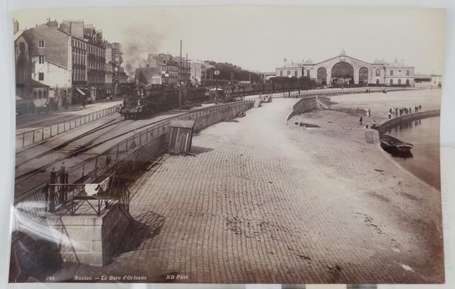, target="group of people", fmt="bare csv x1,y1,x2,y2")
388,105,423,119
